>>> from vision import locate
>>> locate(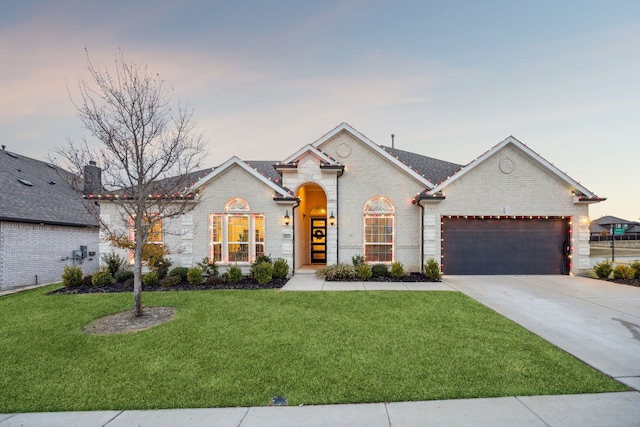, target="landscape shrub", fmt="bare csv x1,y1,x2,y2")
81,275,93,287
142,271,159,287
371,264,388,278
114,269,134,283
101,251,128,277
357,264,372,280
390,261,404,278
92,269,113,287
227,265,243,284
629,260,640,279
168,267,189,282
613,264,636,280
317,264,357,281
196,257,218,277
62,266,83,288
160,275,181,287
272,258,289,279
593,259,614,279
352,254,365,267
187,267,204,285
250,255,272,278
253,261,273,285
424,258,442,281
151,256,172,279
